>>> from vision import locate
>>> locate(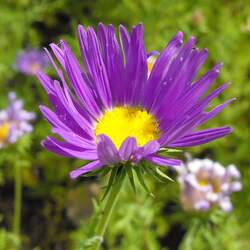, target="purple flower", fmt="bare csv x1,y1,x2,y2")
37,23,233,179
16,49,49,75
0,92,35,148
178,158,242,212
